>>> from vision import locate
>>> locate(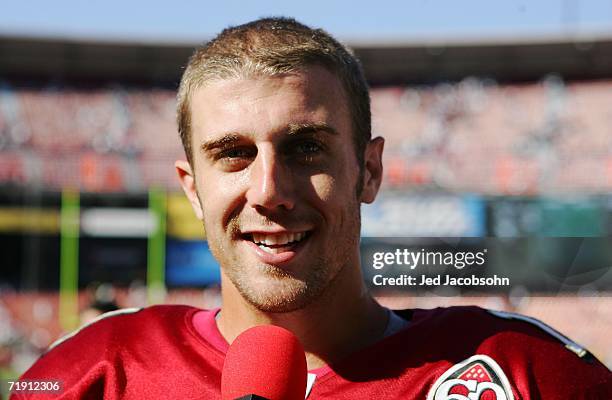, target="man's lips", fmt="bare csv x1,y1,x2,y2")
240,230,312,264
